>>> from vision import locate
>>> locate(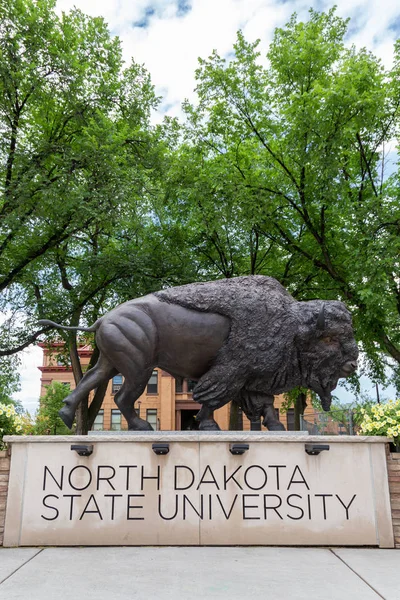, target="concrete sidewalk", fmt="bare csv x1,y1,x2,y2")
0,547,399,600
